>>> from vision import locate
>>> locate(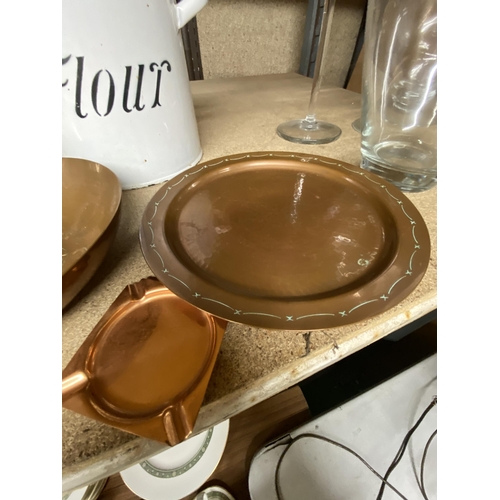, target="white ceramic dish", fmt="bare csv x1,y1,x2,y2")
120,420,230,500
62,487,85,500
62,478,107,500
195,485,236,500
